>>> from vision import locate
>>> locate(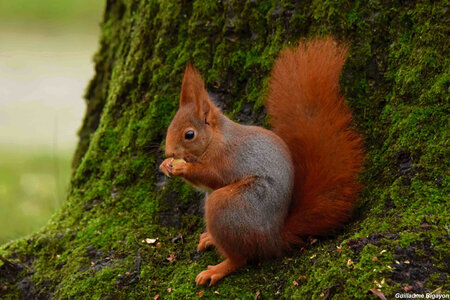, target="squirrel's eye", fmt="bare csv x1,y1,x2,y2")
184,130,195,140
